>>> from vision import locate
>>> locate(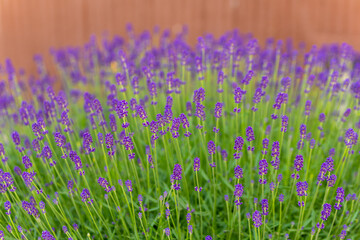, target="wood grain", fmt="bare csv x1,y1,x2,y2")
1,0,359,74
